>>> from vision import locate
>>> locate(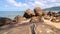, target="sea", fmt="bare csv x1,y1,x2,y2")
0,11,24,19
